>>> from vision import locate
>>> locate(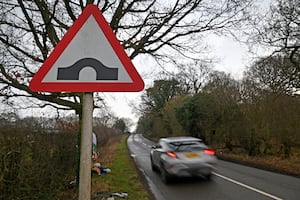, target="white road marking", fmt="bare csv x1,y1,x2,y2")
133,135,152,148
213,172,283,200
